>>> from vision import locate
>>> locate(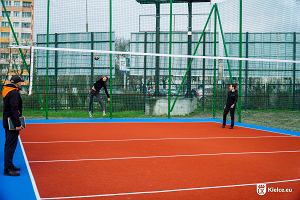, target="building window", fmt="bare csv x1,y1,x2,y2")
21,33,30,39
22,2,31,7
5,1,12,6
12,54,19,59
0,65,9,73
1,22,10,27
0,53,9,59
22,12,32,18
21,22,31,28
14,1,20,6
13,22,20,27
2,11,11,17
13,11,20,17
0,43,9,48
1,32,10,38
